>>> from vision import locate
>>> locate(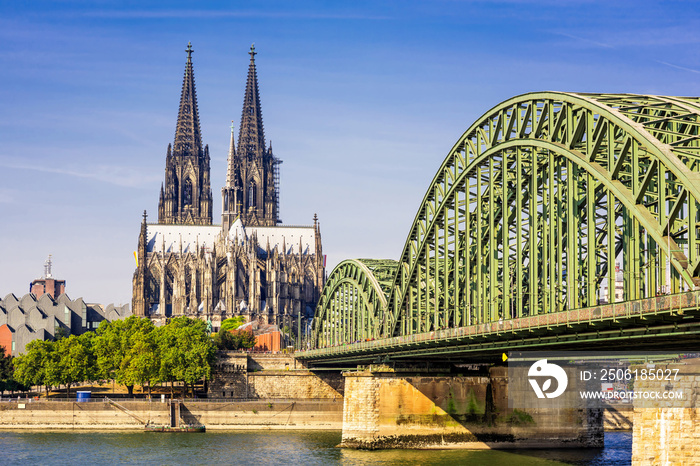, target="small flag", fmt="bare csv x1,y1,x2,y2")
133,251,138,267
502,353,508,362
